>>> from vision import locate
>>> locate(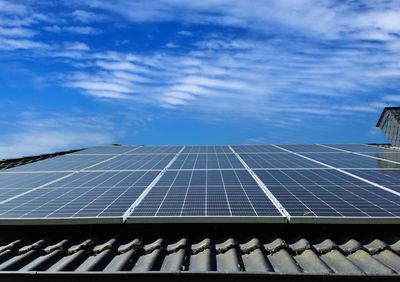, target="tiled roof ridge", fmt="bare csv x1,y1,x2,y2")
5,236,398,257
